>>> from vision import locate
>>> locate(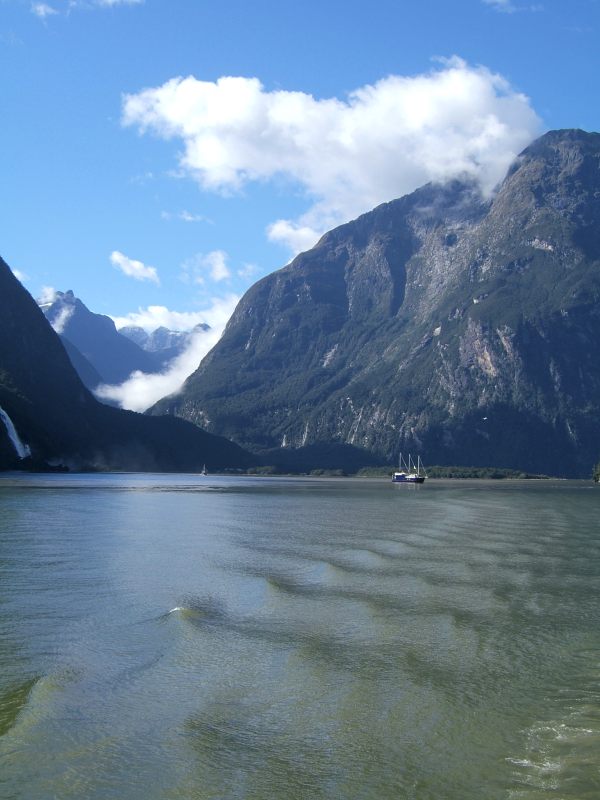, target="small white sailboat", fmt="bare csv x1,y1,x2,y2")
200,464,208,476
392,453,426,483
